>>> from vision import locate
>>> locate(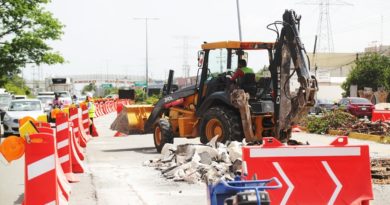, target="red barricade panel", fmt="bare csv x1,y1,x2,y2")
372,110,390,122
242,136,373,205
